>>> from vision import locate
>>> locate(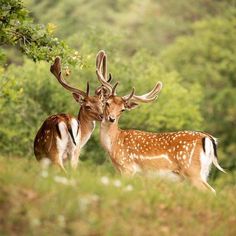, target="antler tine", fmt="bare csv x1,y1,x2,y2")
50,57,87,97
94,64,113,96
137,82,162,99
123,87,135,101
108,73,112,83
131,82,162,102
86,81,90,96
96,50,105,72
95,50,113,93
96,69,113,92
122,82,162,103
131,95,158,103
102,52,107,80
112,82,119,96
